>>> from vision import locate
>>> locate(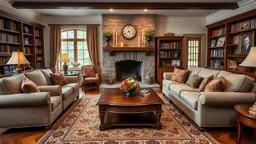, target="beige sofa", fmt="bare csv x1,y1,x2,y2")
162,67,256,128
0,69,79,128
